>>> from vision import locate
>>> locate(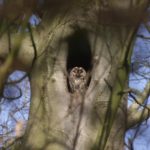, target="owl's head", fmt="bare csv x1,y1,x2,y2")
70,67,86,79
